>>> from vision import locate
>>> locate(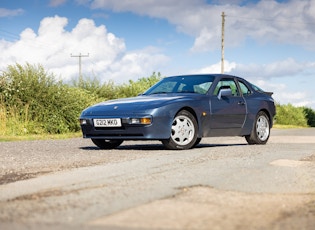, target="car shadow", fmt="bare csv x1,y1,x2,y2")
80,142,247,151
80,143,165,151
196,143,247,148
